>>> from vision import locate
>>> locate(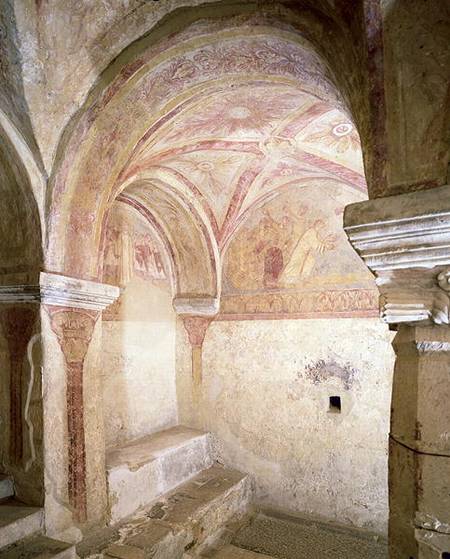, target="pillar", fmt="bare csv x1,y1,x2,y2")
344,184,450,558
0,273,119,536
45,306,99,523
